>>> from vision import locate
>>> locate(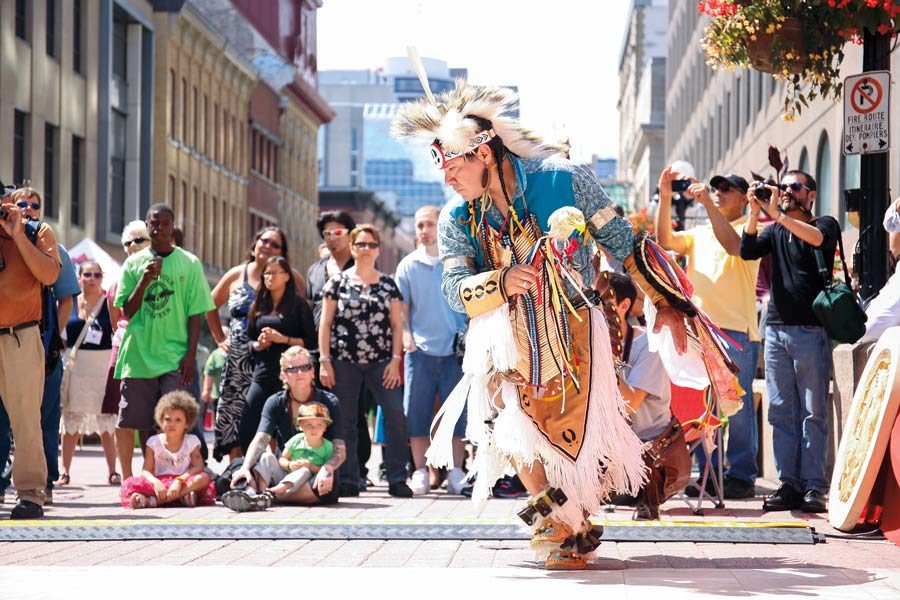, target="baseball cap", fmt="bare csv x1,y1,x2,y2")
0,179,14,200
709,174,749,194
296,402,332,425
